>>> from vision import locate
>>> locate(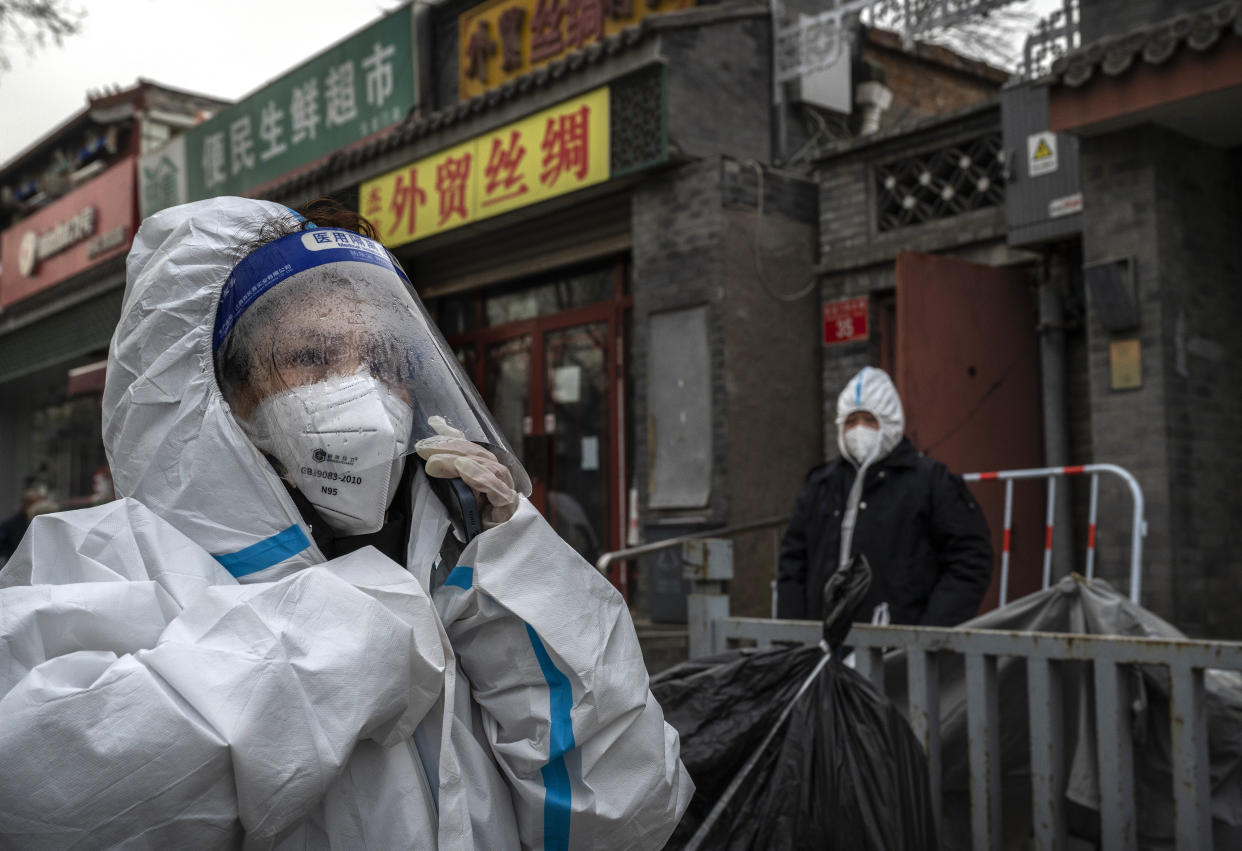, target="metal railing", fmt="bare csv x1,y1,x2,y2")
673,462,1165,848
962,463,1146,605
702,616,1240,851
593,514,789,575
